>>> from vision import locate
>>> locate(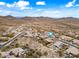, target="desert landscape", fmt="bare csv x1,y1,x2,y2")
0,16,79,58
